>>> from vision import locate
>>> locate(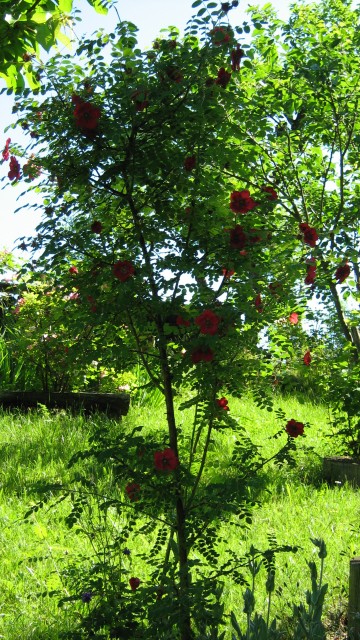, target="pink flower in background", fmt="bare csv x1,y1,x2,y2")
2,137,11,161
69,266,78,275
289,312,299,325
